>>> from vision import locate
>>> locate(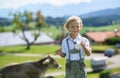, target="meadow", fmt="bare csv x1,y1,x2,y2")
0,44,119,78
0,24,120,78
